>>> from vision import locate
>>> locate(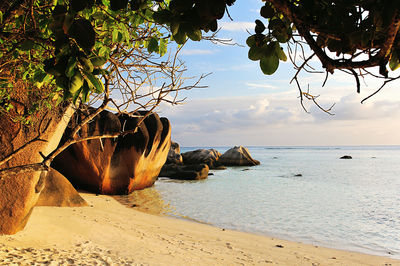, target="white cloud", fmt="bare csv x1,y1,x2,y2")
157,90,400,146
246,82,278,90
219,21,254,32
180,49,217,56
